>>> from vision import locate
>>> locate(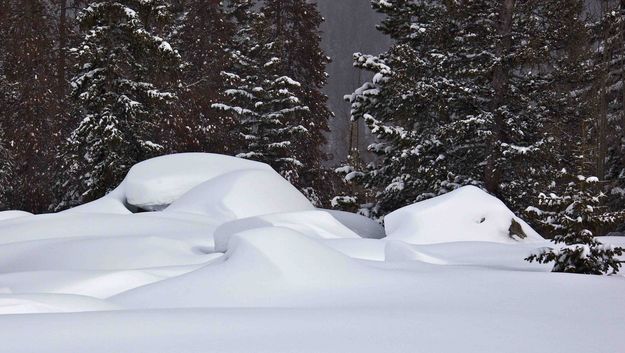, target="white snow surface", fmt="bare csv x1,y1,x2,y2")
0,210,32,221
164,169,315,222
125,153,273,211
385,185,544,244
0,154,623,353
